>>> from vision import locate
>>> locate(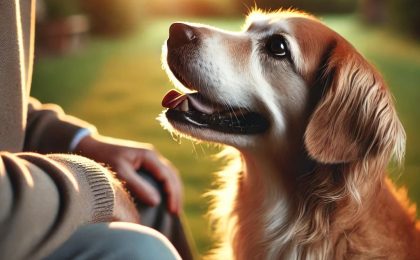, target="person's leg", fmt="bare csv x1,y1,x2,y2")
45,222,181,260
136,171,196,260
